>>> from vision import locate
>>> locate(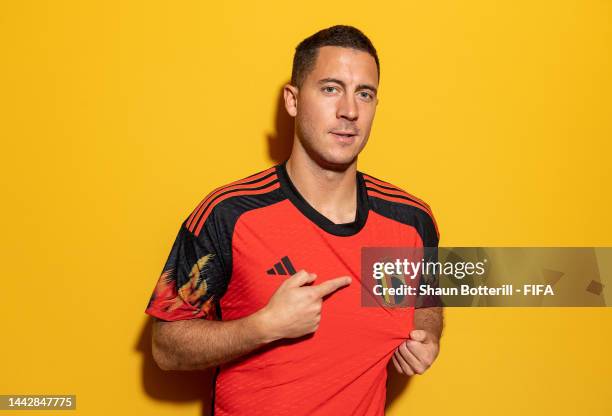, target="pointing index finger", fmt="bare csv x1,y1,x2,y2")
313,276,352,298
